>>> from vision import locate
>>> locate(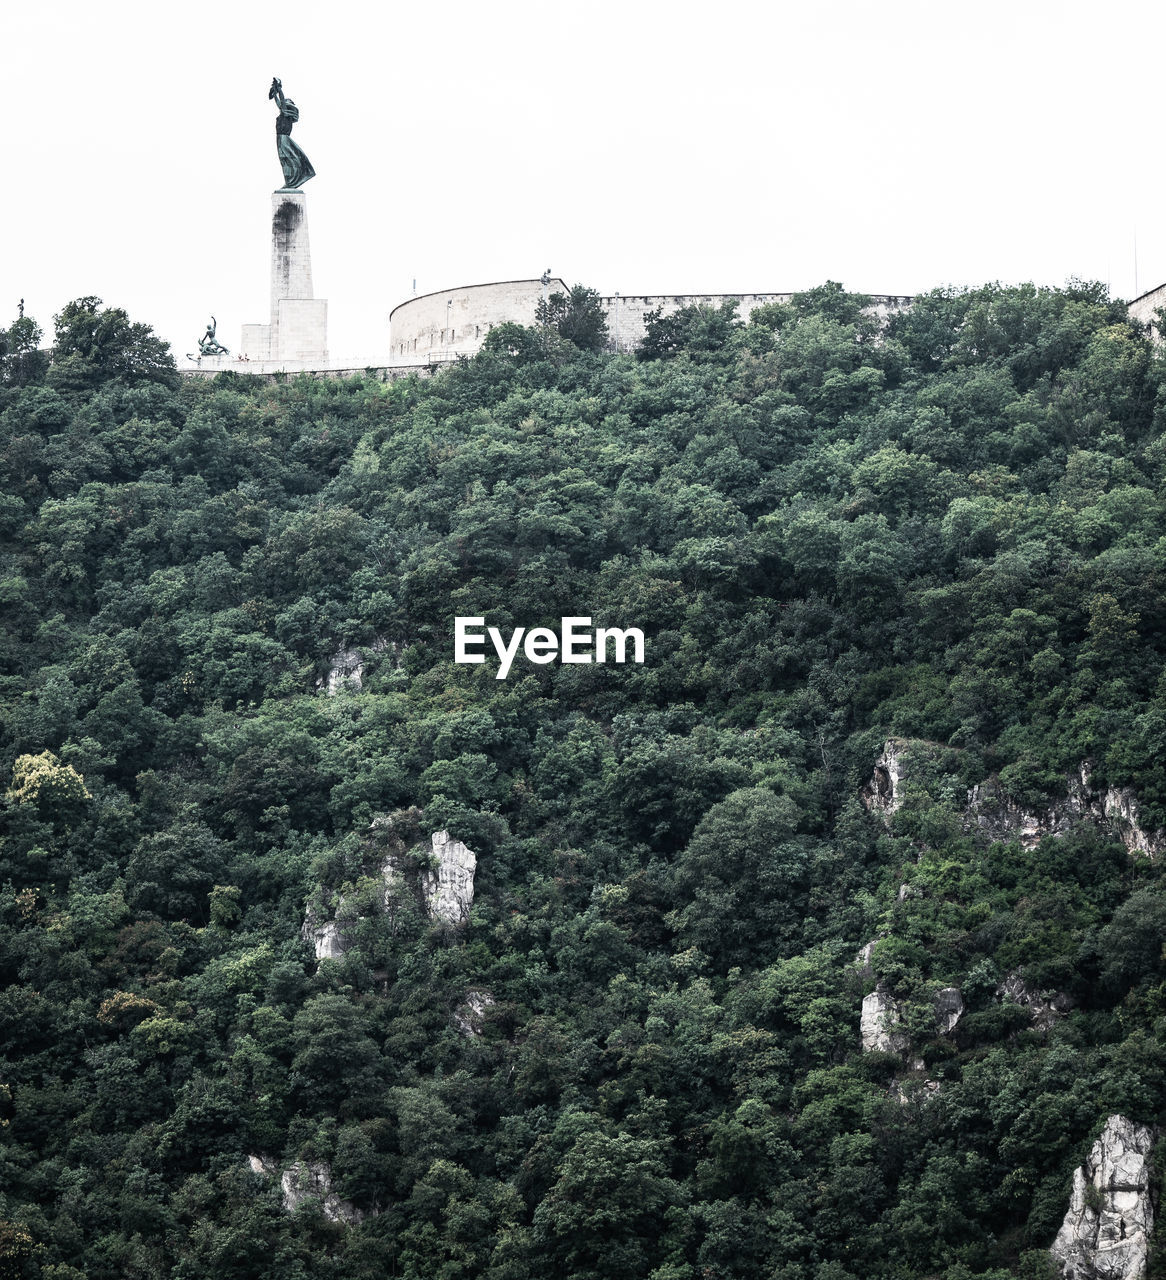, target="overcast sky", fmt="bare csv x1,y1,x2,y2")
4,0,1165,367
